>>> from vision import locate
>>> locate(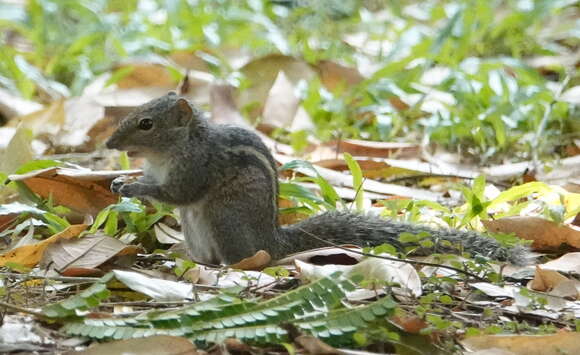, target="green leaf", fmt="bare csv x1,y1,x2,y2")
109,198,144,213
43,273,114,318
343,153,363,211
14,159,61,174
488,182,552,209
104,210,119,236
42,212,70,233
119,152,131,171
90,208,110,234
